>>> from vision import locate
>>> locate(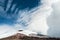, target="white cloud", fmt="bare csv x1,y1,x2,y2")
0,24,17,38
0,0,60,38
